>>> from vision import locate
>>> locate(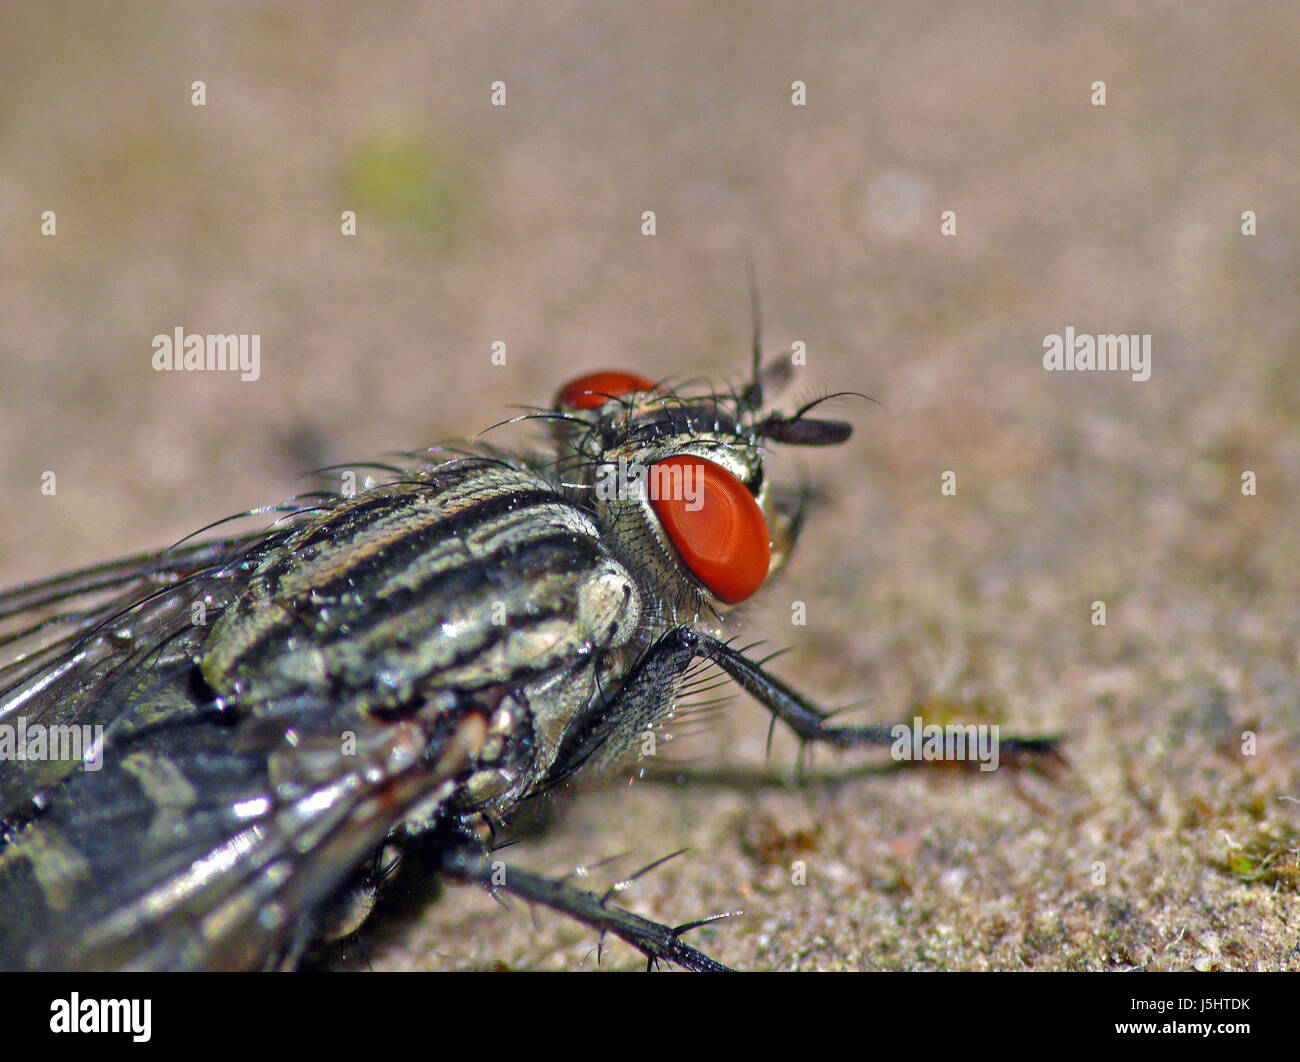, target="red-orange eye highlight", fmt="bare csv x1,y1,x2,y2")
555,370,658,411
649,456,770,604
